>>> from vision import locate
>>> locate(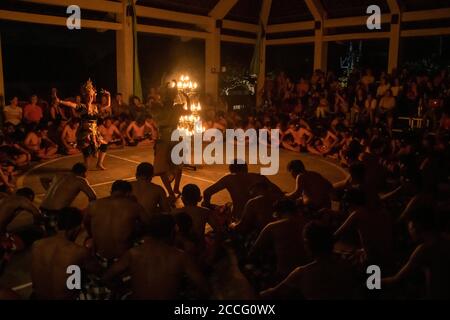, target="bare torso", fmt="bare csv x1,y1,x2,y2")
127,239,194,299
87,196,142,259
130,180,169,224
41,174,96,211
31,234,89,299
267,216,310,277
